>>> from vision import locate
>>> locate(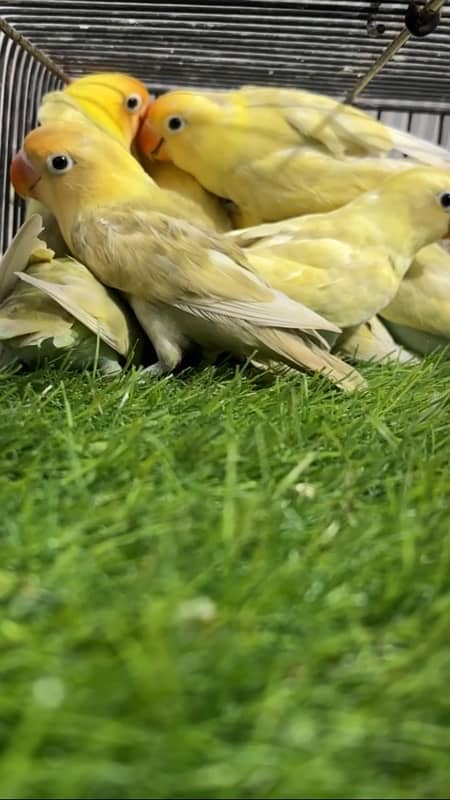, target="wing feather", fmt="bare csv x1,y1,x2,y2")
16,260,129,355
0,215,44,302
